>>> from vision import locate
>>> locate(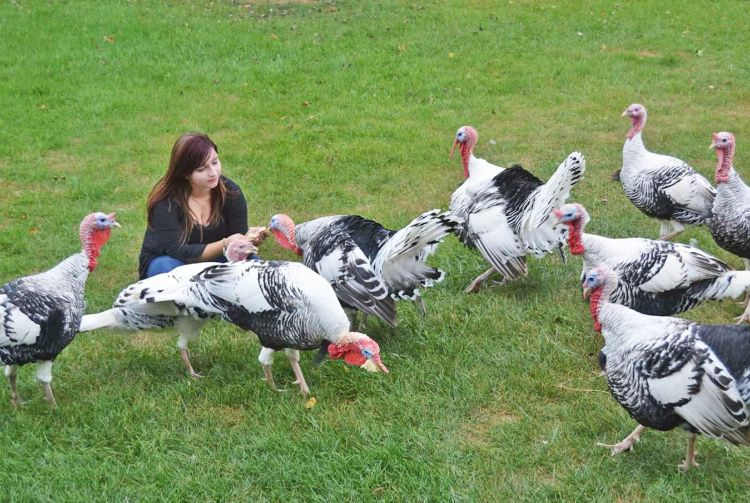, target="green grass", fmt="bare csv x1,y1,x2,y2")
1,0,750,500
